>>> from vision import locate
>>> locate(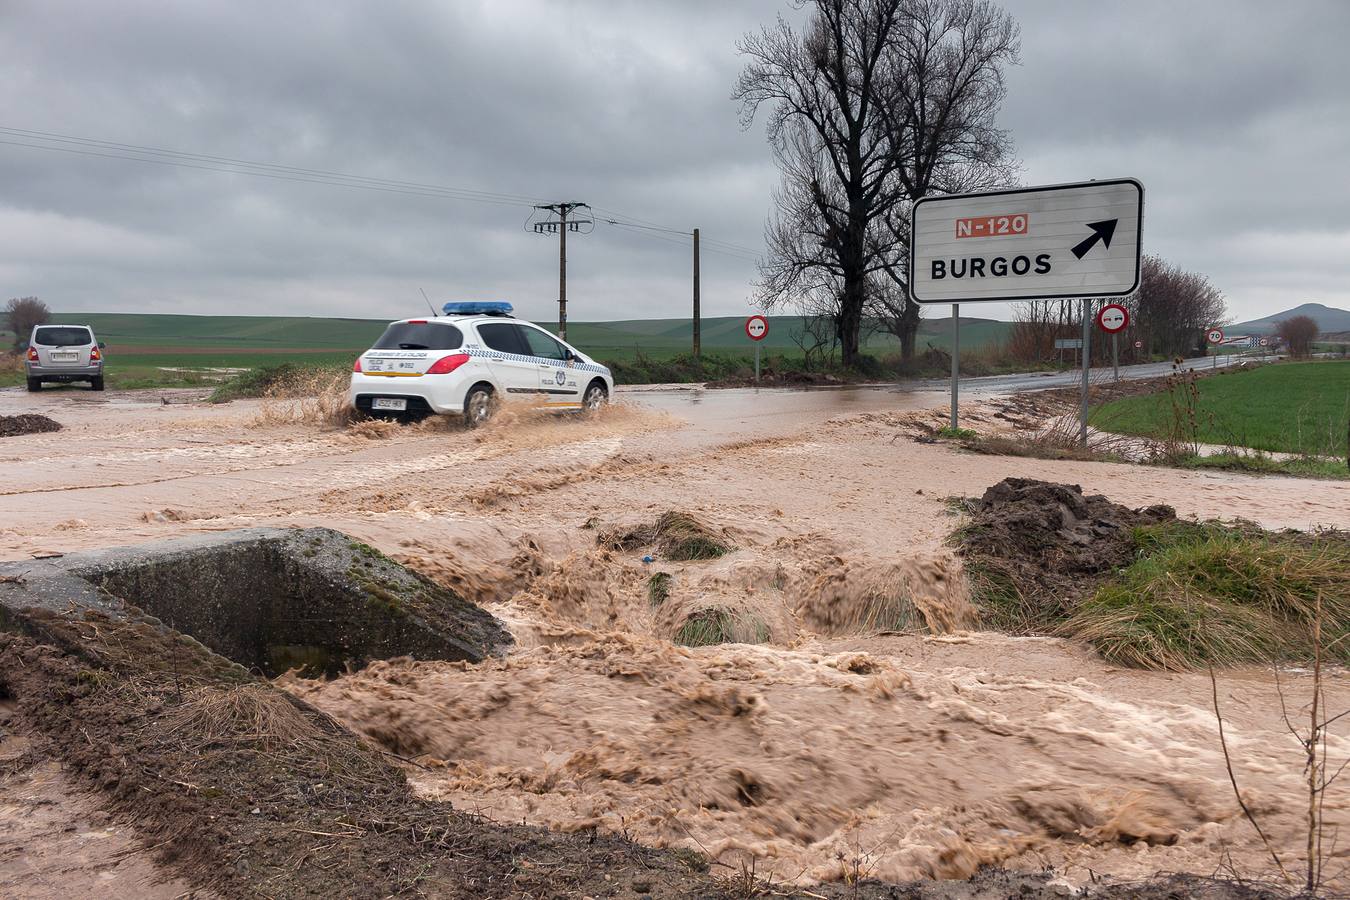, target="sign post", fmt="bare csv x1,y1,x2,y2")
1080,300,1093,445
950,304,959,430
1206,327,1224,370
1095,303,1129,383
909,178,1144,440
745,314,769,383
